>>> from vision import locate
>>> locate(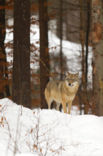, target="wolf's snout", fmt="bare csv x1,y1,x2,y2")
68,83,72,86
